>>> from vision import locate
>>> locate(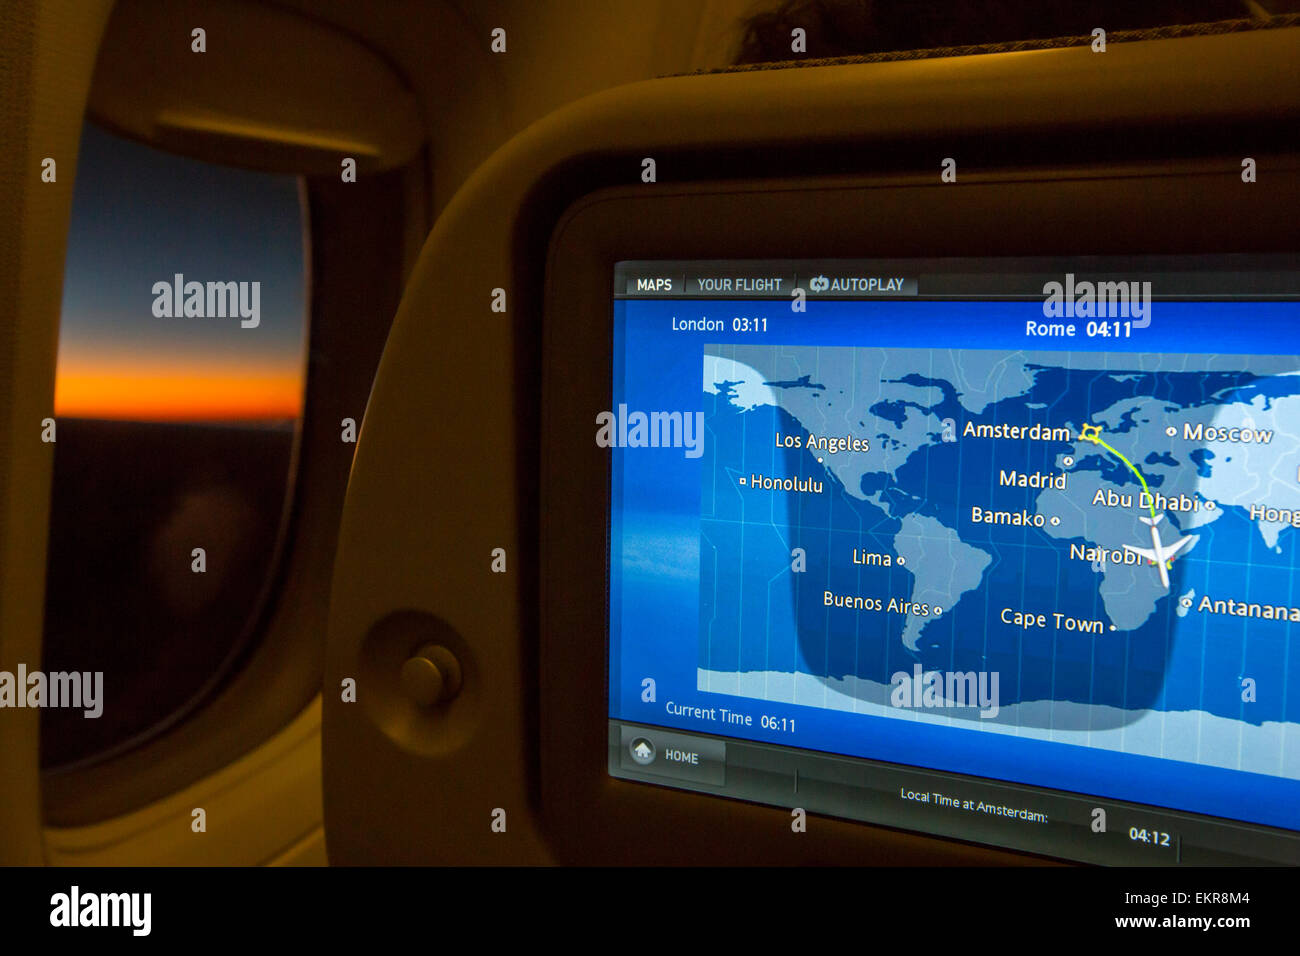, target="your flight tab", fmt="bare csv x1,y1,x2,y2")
687,275,787,295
